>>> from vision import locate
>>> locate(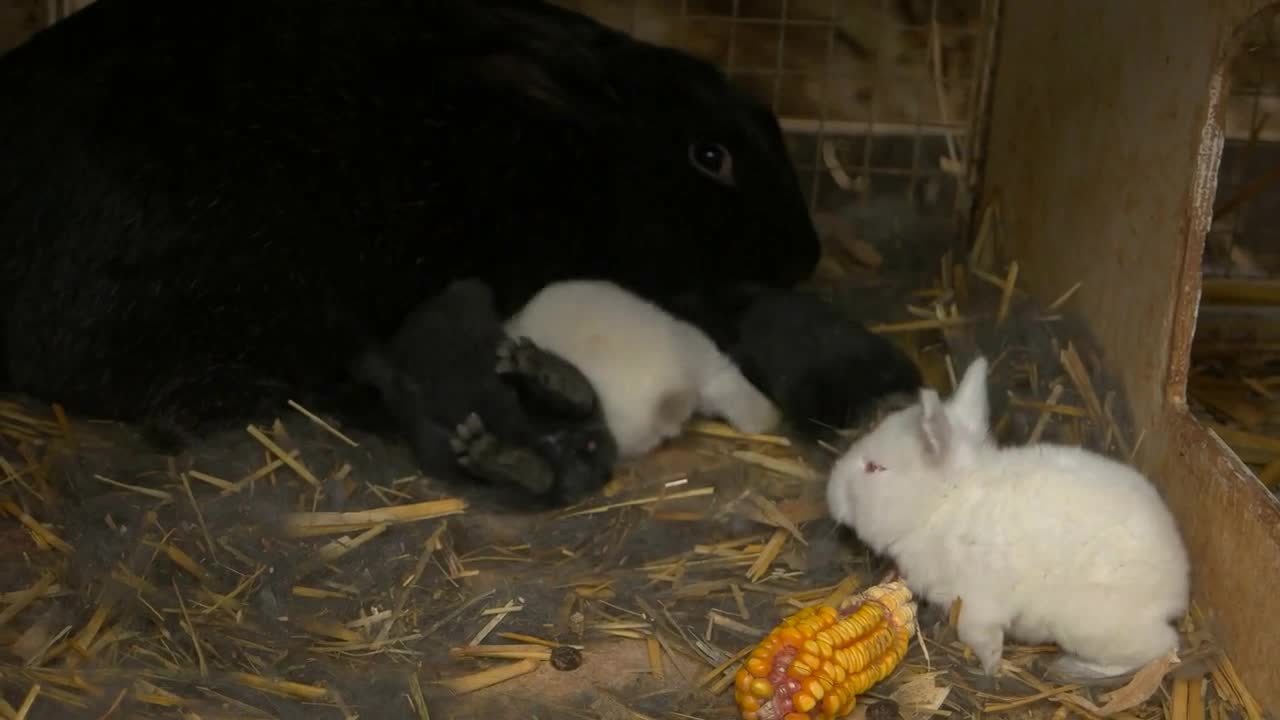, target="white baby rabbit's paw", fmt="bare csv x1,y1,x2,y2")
700,366,779,433
974,637,1004,676
956,599,1006,676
